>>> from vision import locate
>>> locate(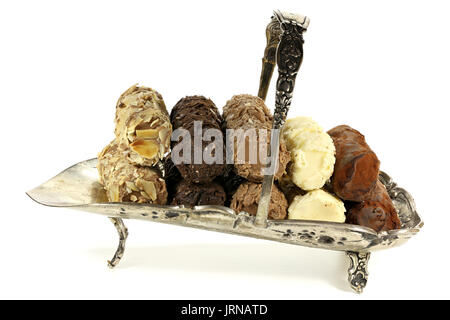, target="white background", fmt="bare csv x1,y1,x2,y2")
1,0,449,299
